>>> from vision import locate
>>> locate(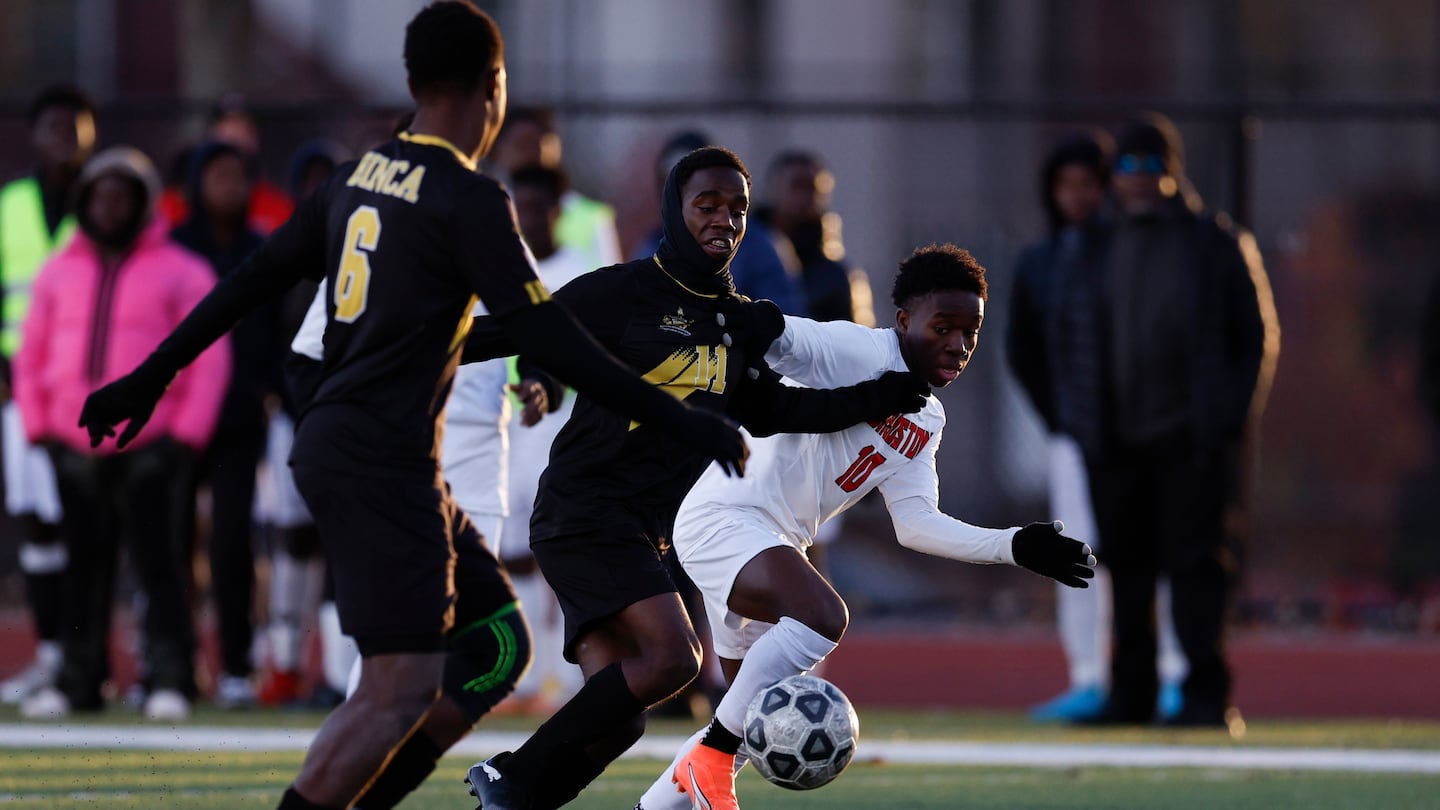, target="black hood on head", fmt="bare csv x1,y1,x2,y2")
185,139,254,212
654,155,739,297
